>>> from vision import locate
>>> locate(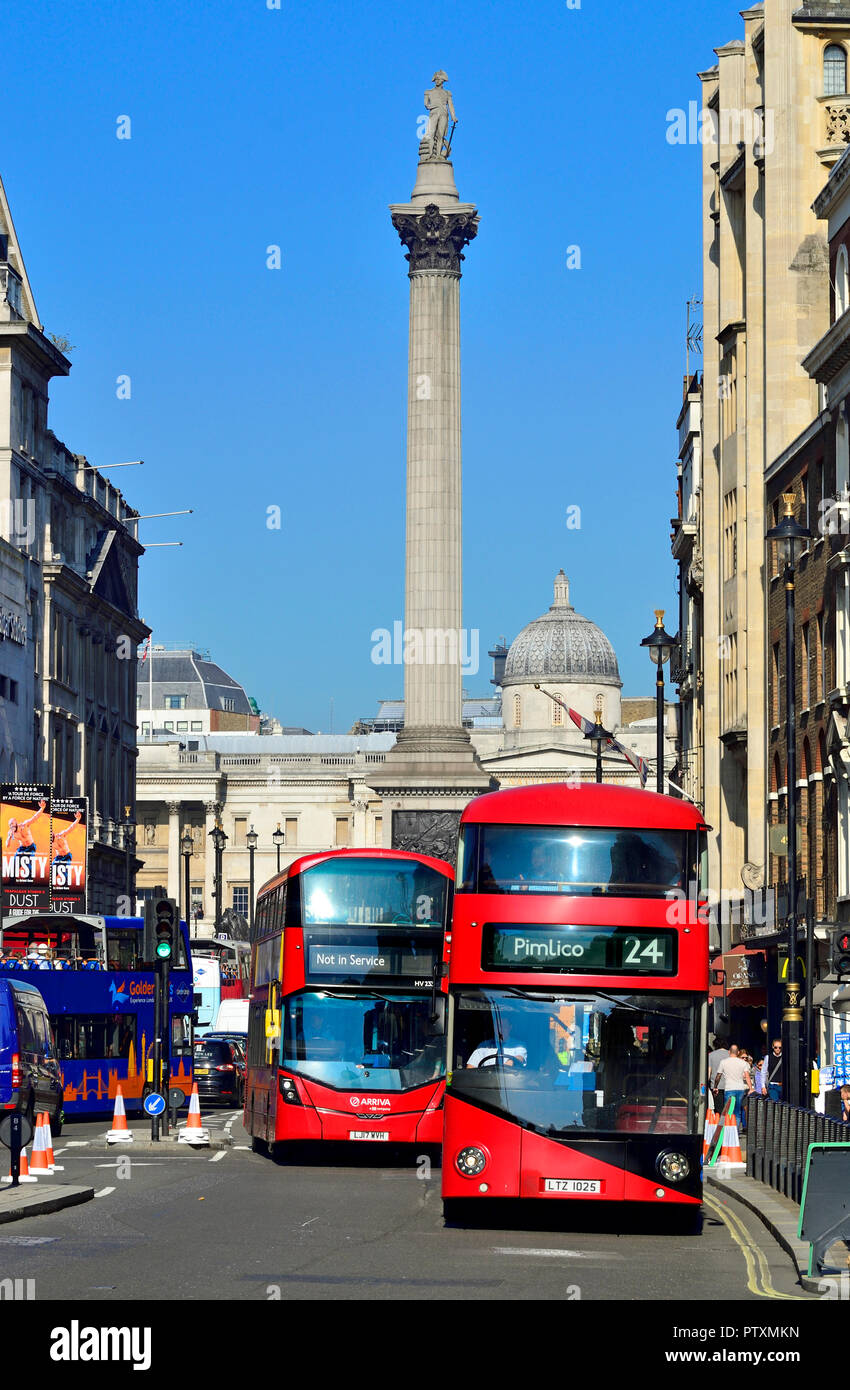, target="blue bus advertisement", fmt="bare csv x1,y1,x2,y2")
0,914,194,1115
